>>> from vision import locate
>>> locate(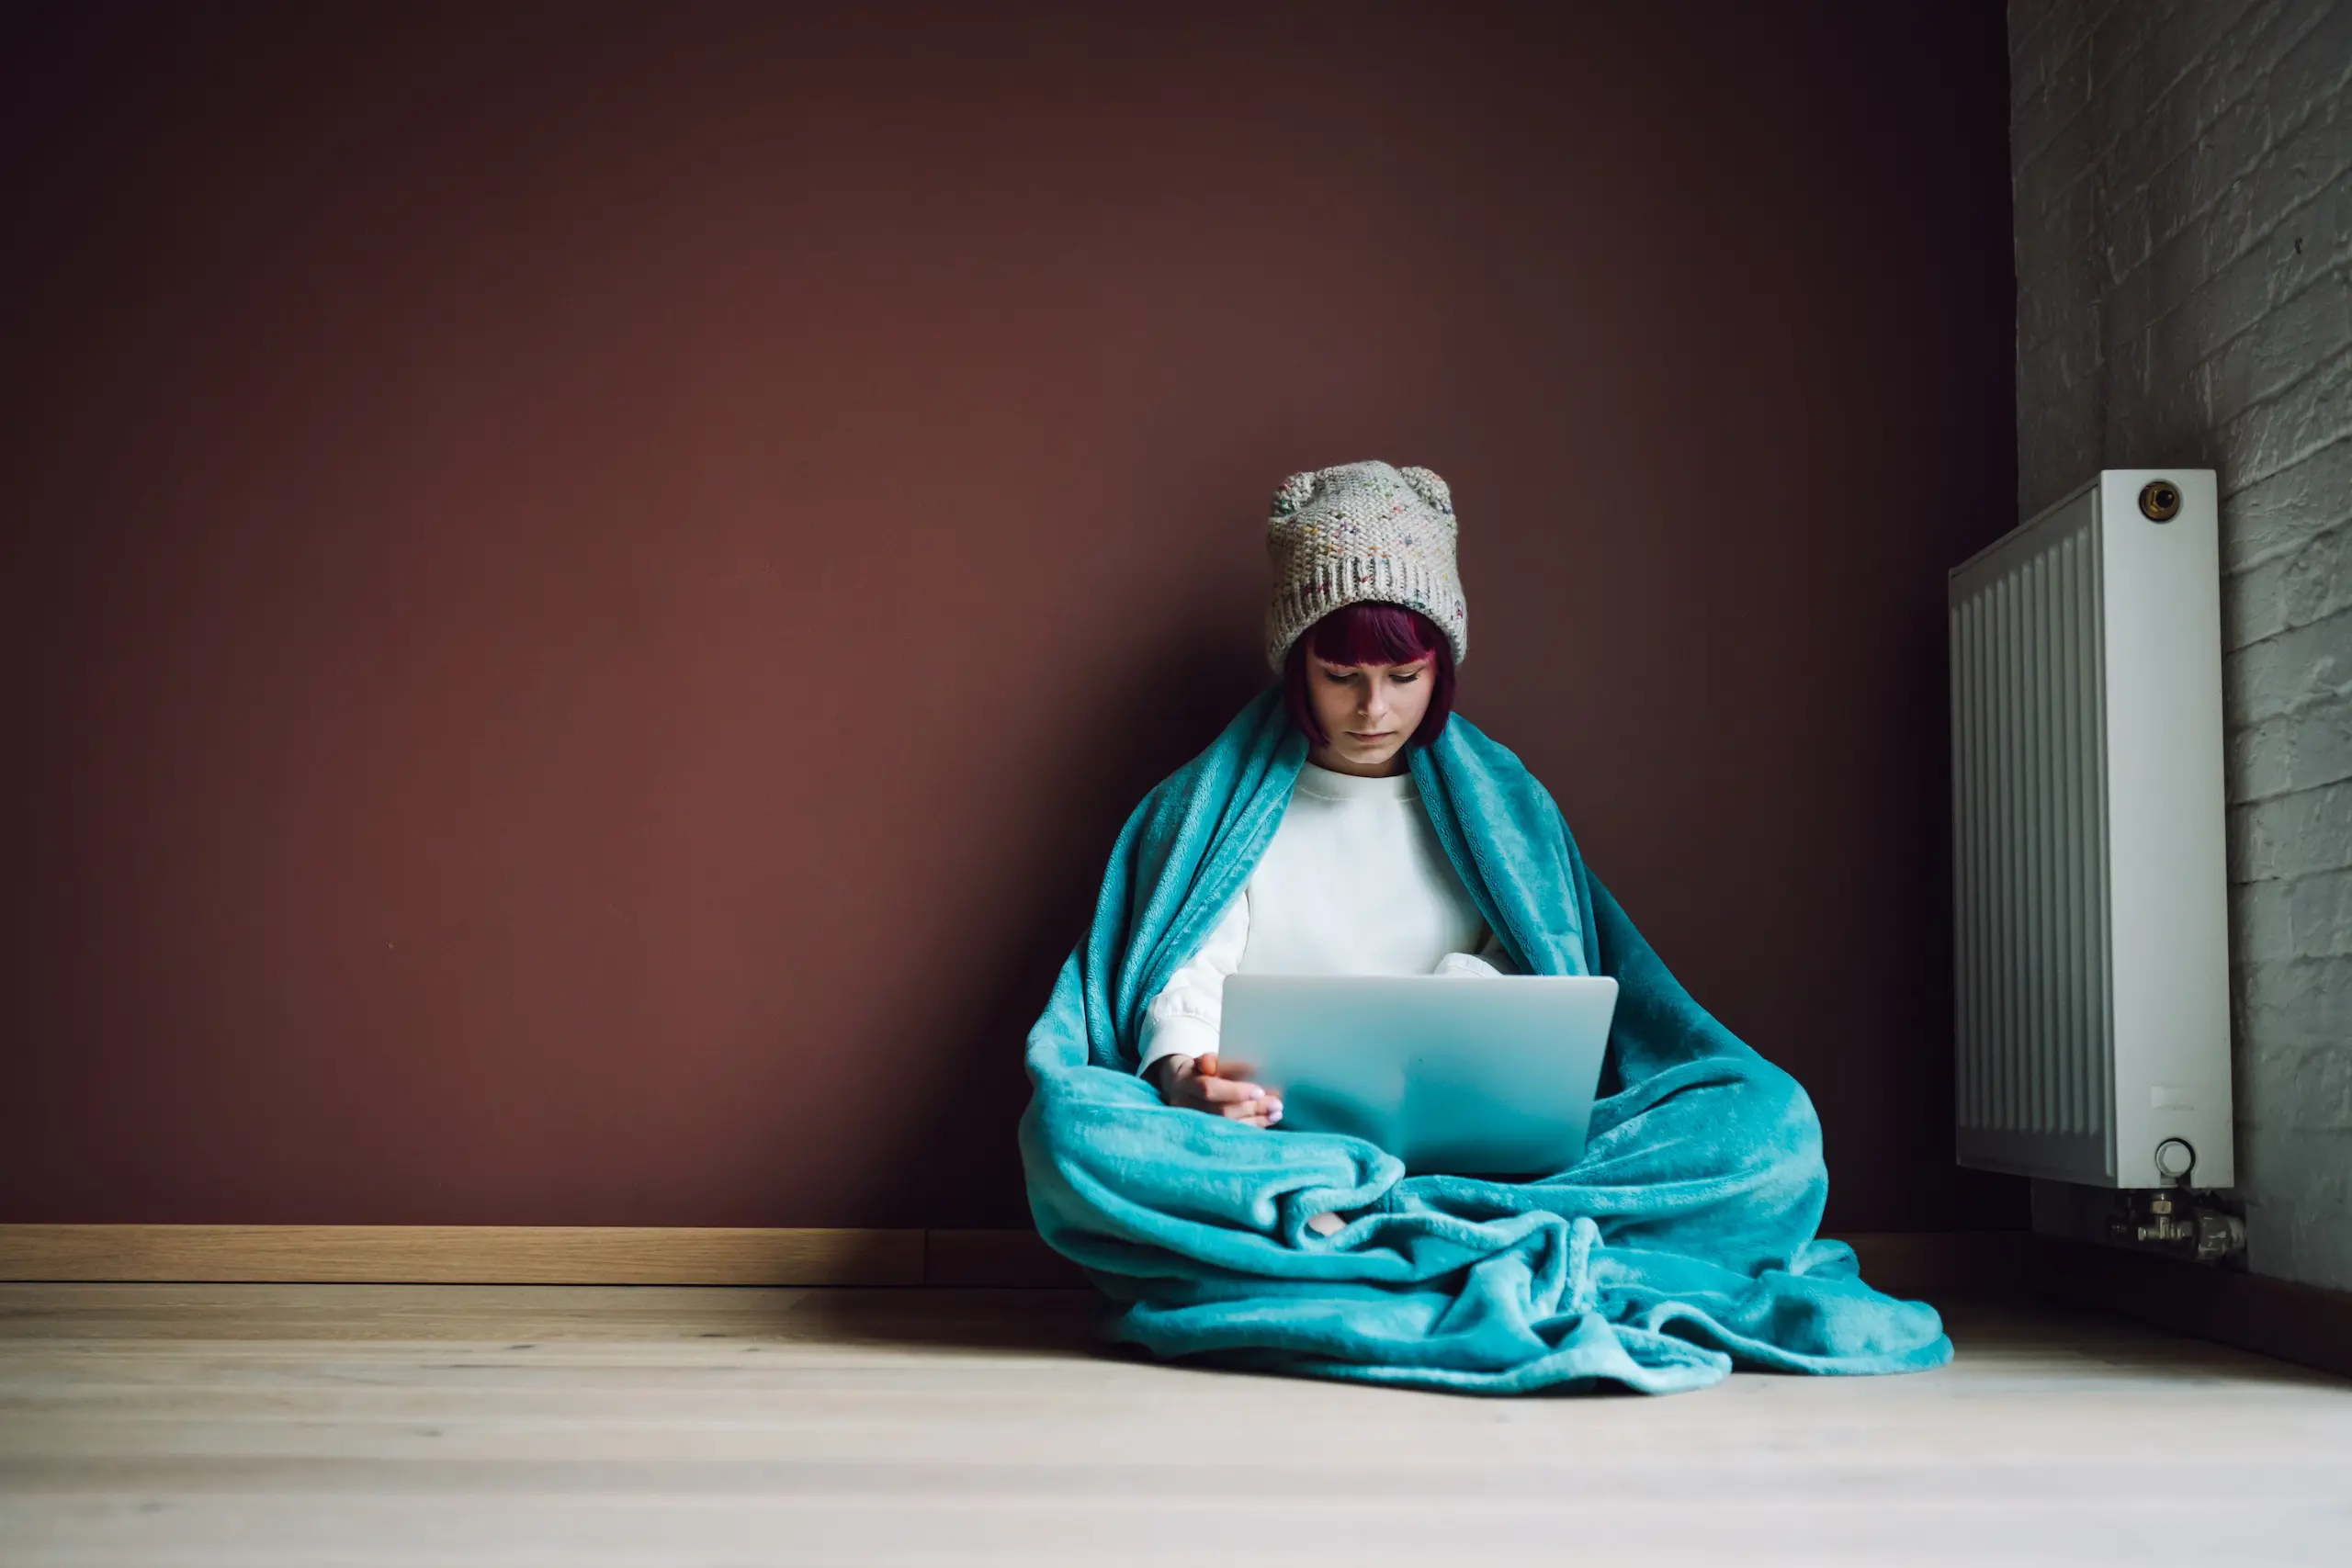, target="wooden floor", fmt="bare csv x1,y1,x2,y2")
2,1285,2347,1565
